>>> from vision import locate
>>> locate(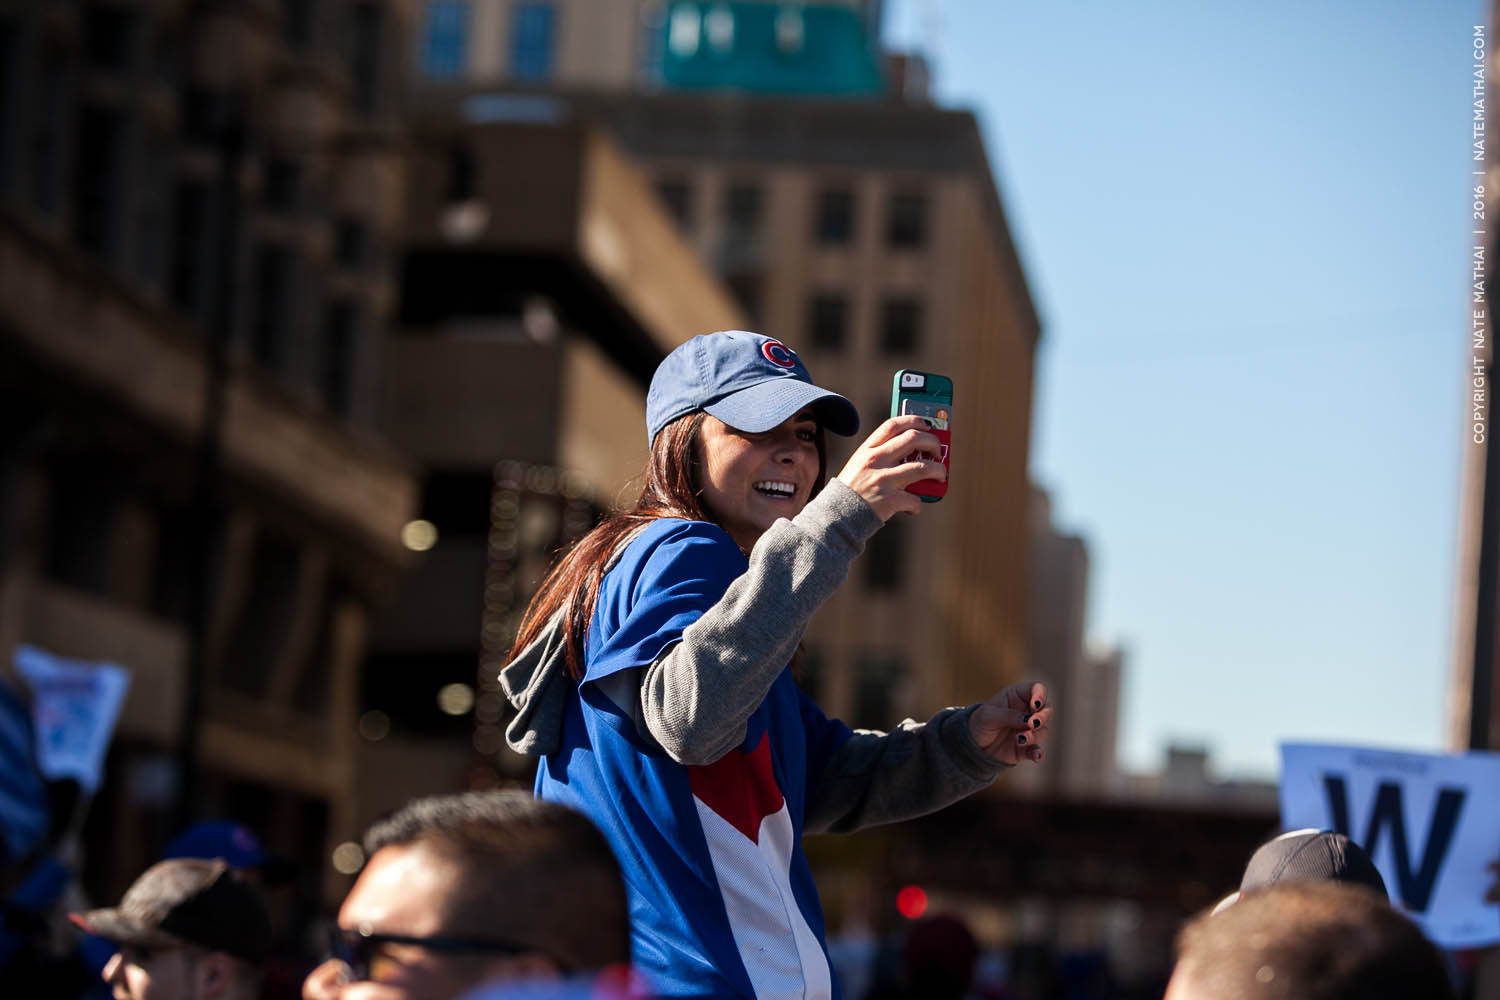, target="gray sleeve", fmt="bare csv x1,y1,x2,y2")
640,480,884,765
804,704,1009,835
